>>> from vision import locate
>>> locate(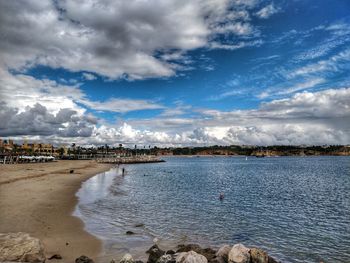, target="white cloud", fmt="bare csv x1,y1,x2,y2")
255,3,279,19
0,0,262,80
294,36,350,61
203,88,350,122
325,22,350,36
223,124,348,145
259,77,325,98
209,39,263,50
121,88,350,146
208,89,245,101
160,103,192,117
0,69,84,114
213,22,254,35
288,48,350,79
80,98,164,113
82,72,97,81
0,69,165,114
278,78,325,95
2,88,349,146
0,103,96,137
